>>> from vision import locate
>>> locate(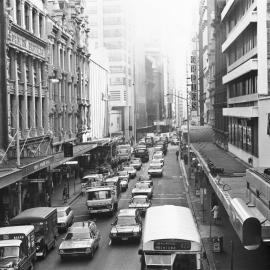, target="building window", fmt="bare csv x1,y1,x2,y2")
16,0,21,26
